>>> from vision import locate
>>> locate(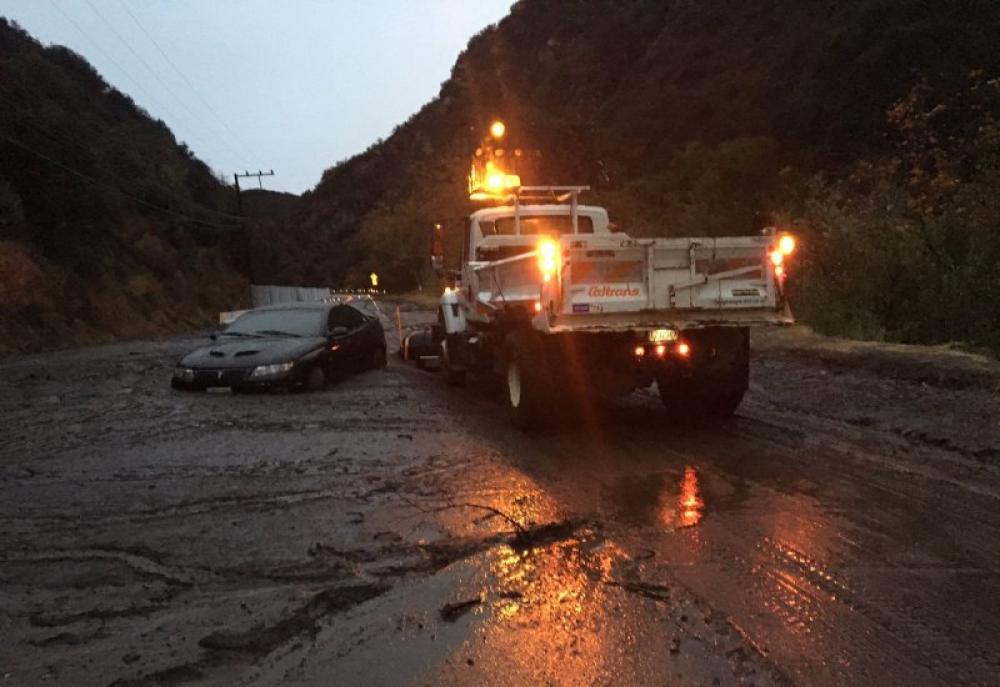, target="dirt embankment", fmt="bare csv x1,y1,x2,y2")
753,325,1000,393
